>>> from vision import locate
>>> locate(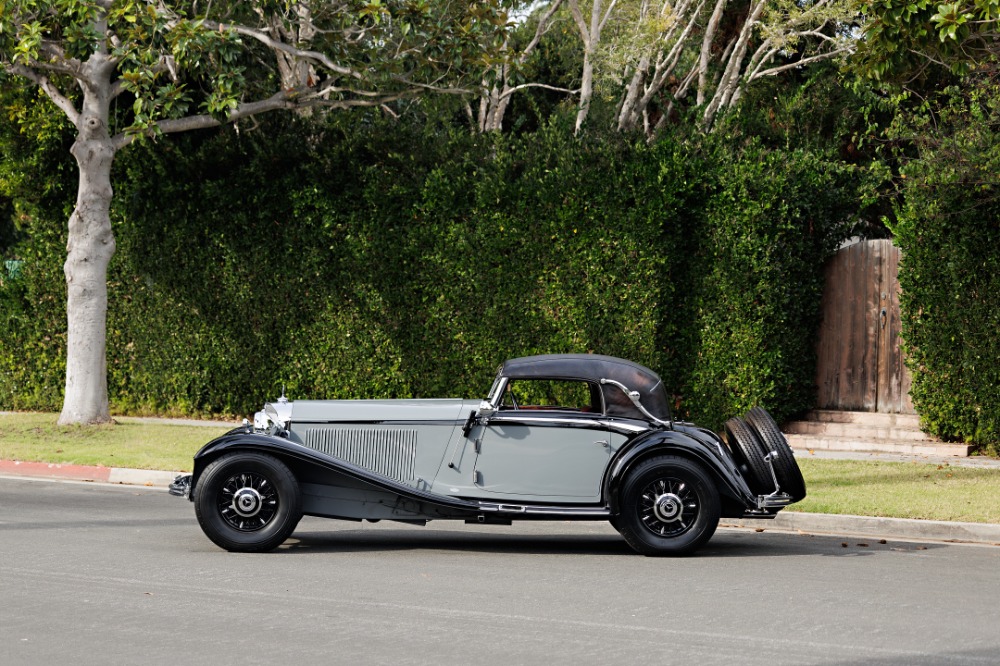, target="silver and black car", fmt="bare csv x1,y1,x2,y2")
171,354,806,556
